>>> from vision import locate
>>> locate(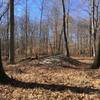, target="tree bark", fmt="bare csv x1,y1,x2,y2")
9,0,15,64
25,0,28,58
39,0,44,57
62,0,70,57
0,38,6,77
92,35,100,69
